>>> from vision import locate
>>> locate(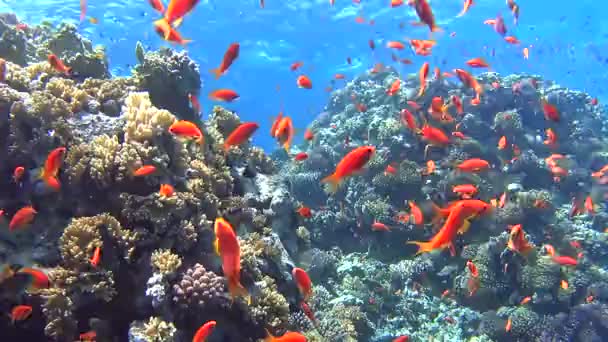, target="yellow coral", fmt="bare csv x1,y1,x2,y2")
89,134,120,186
123,92,176,143
150,249,182,276
249,276,290,330
47,267,116,302
40,288,76,340
136,317,177,342
45,77,89,113
59,216,103,269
